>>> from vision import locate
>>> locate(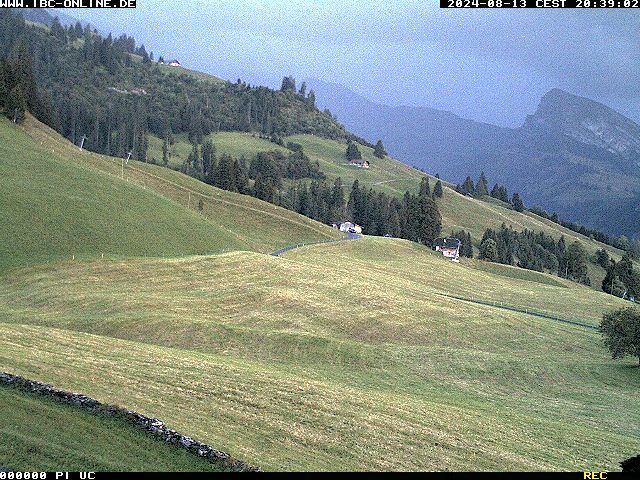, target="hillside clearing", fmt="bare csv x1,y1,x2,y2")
0,237,636,471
